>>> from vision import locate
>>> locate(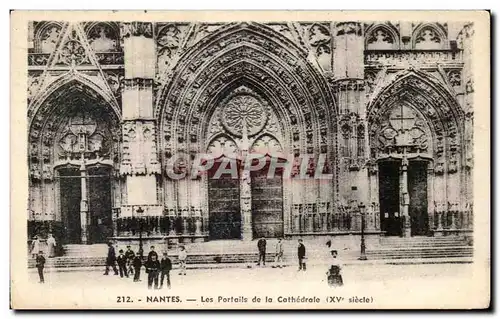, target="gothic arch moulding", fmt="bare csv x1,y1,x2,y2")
365,23,400,50
156,22,337,166
28,78,122,180
28,72,121,126
33,21,65,53
84,22,121,52
367,69,464,171
412,23,448,50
